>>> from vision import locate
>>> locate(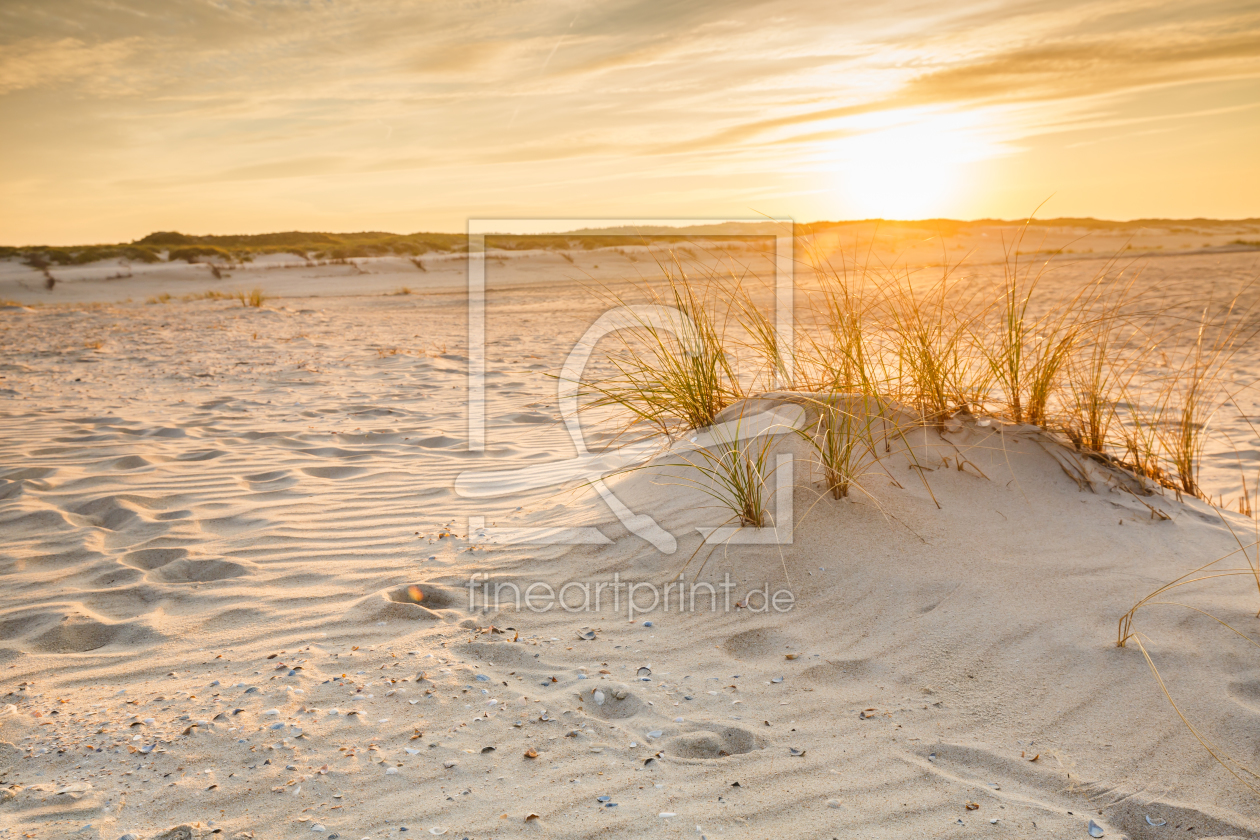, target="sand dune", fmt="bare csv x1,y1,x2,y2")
1,243,1260,838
